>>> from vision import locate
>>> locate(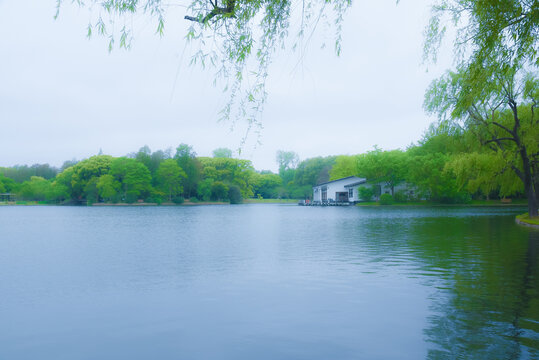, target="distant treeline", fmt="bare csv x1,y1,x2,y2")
0,123,533,205
0,145,334,204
